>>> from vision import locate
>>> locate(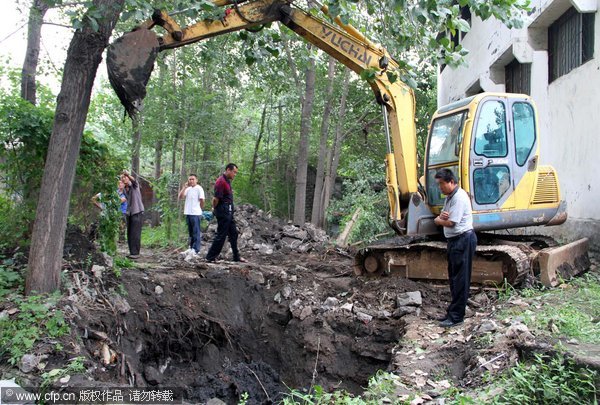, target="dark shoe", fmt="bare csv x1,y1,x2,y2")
437,315,449,322
439,319,463,328
127,254,140,259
